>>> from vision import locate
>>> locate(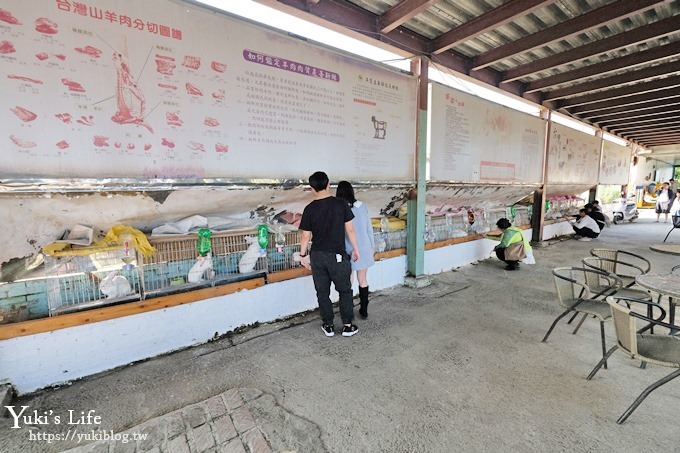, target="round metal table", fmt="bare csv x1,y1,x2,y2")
649,244,680,255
